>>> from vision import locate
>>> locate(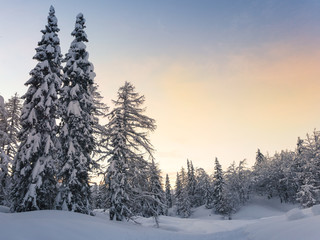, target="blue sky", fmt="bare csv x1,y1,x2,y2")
1,0,320,177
